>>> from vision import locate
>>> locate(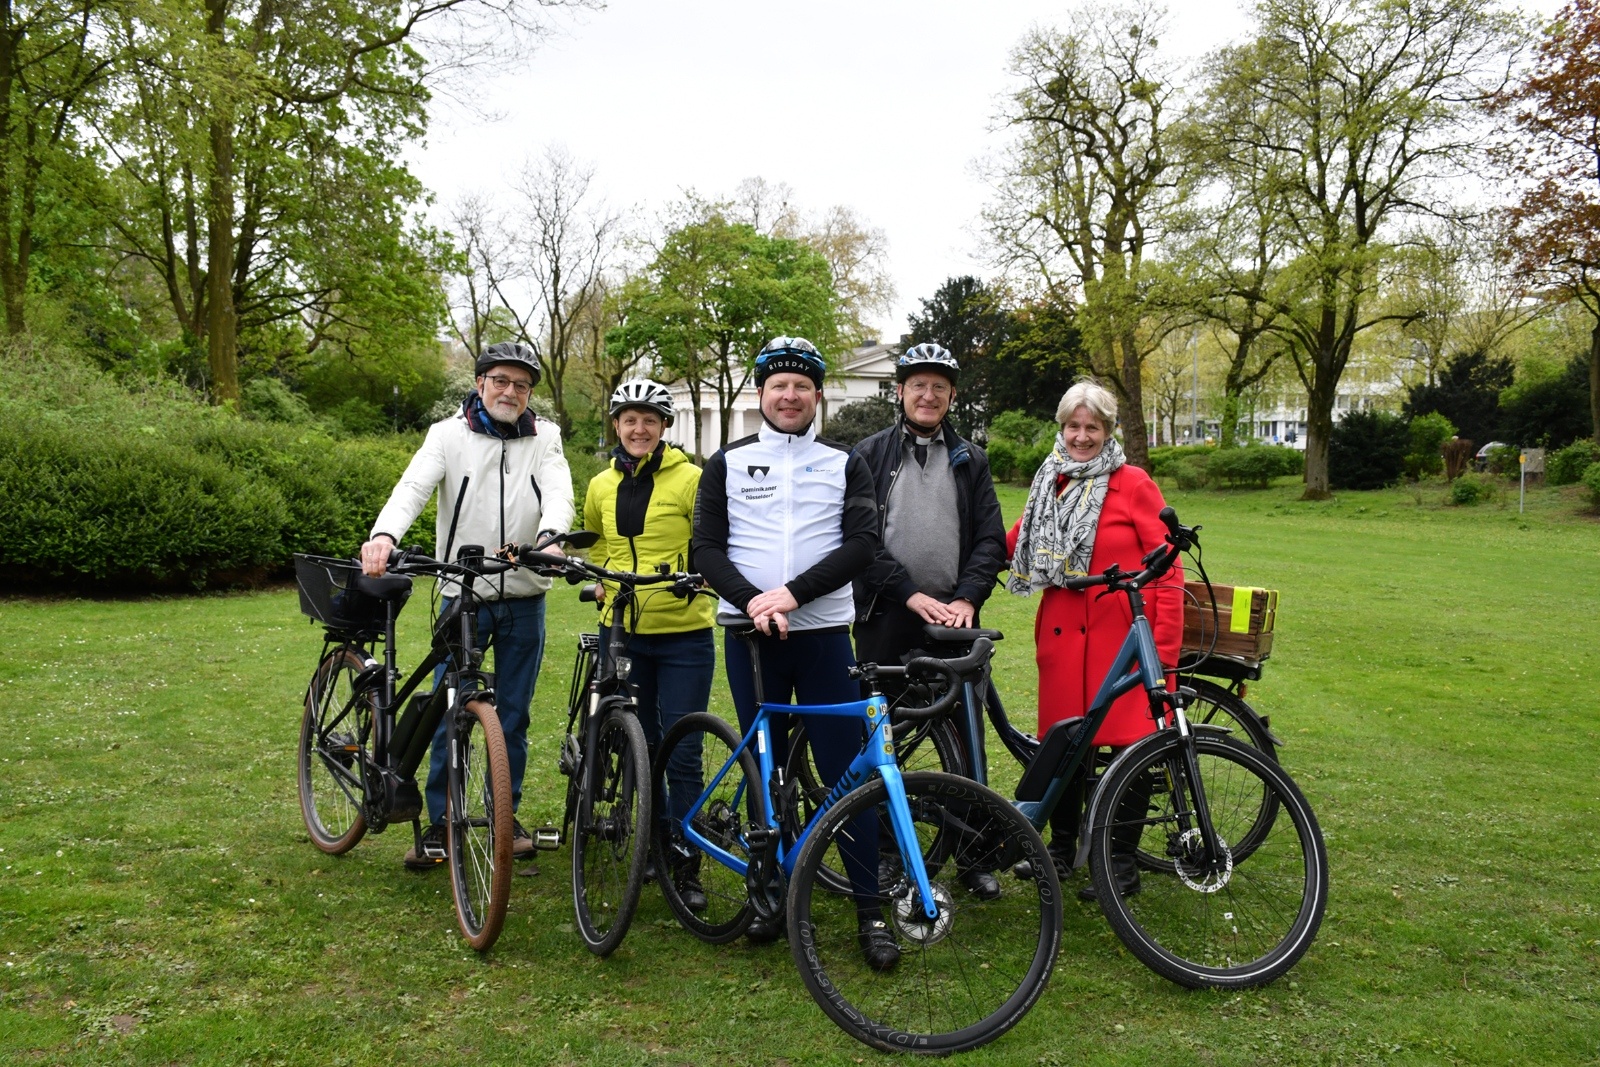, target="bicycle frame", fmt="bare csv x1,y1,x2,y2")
680,688,944,923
